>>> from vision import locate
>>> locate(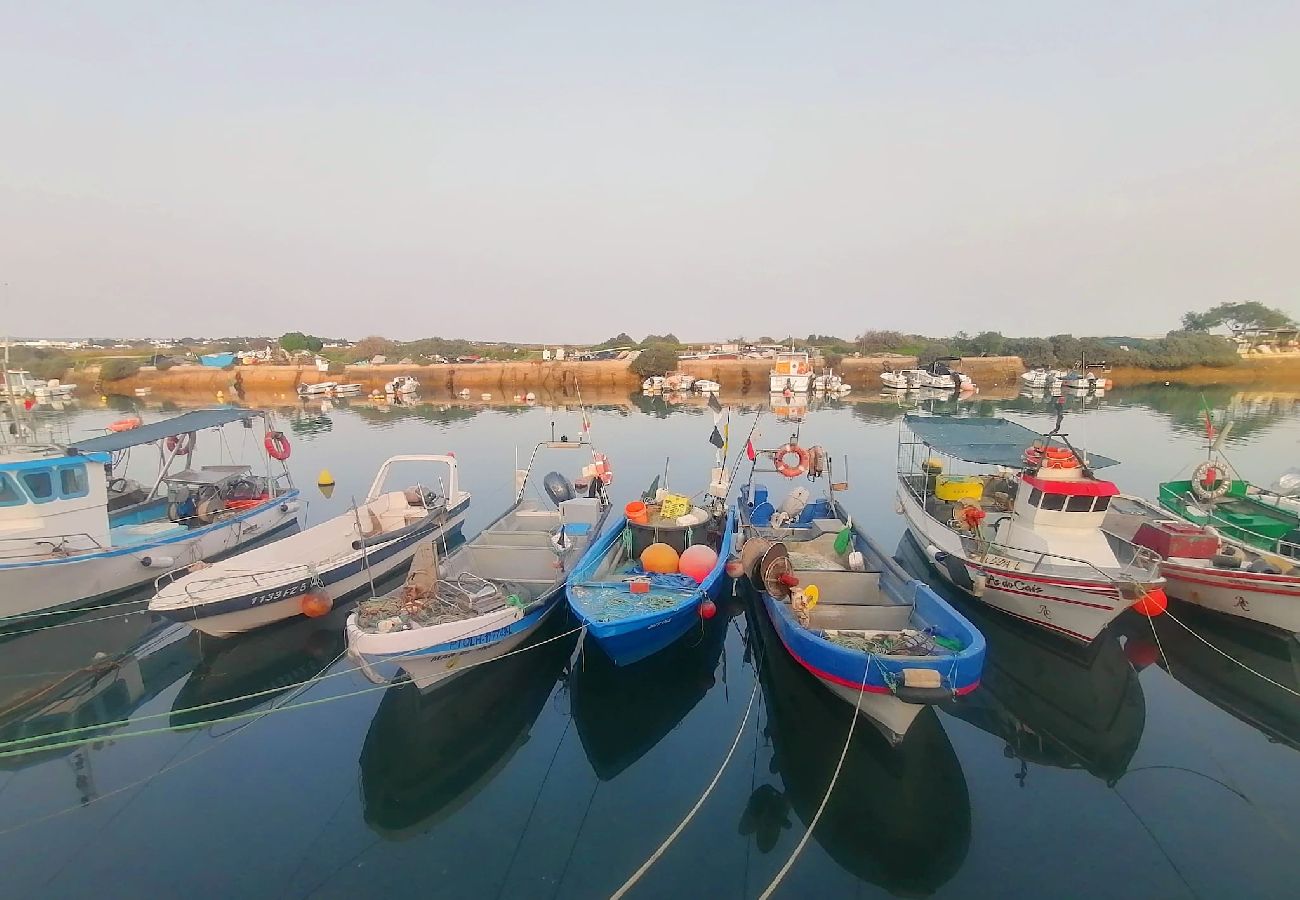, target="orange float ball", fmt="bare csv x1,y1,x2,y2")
300,591,333,618
680,545,719,584
640,542,680,574
1131,588,1168,618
